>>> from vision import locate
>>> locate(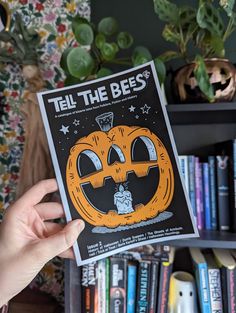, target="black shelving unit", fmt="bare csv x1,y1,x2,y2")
65,102,236,313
